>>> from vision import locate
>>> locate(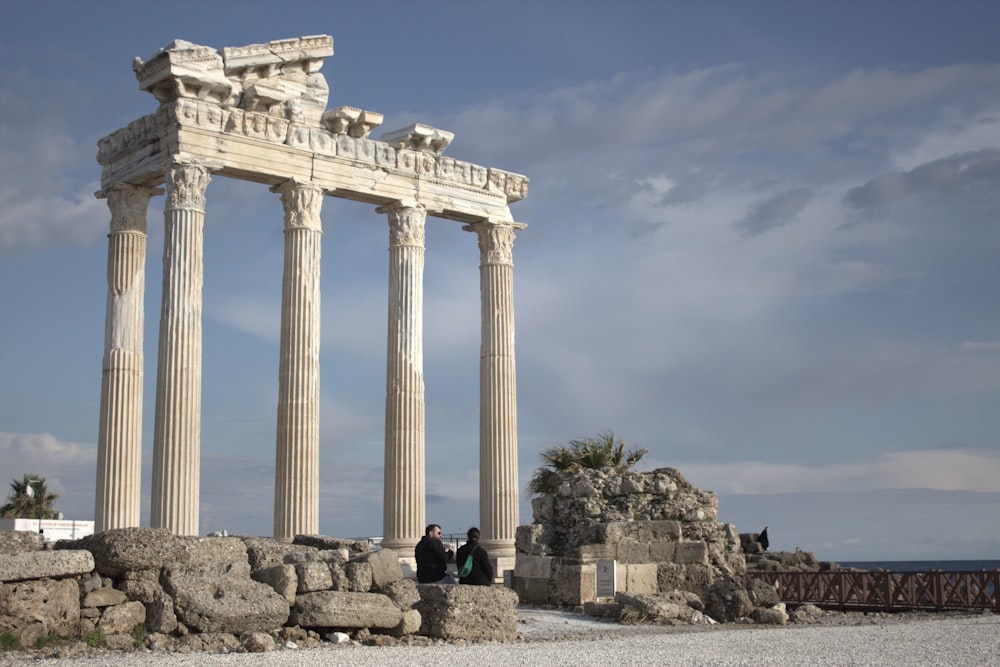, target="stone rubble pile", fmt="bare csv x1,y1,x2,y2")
0,528,517,653
514,466,788,625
